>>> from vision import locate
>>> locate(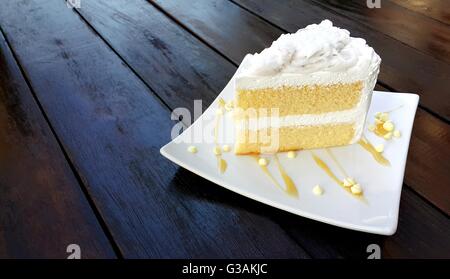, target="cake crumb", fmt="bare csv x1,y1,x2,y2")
393,130,401,138
312,185,324,196
258,158,269,166
350,183,363,195
222,145,231,152
383,121,394,132
379,112,389,122
287,151,296,159
375,144,384,153
187,146,198,153
343,177,355,187
213,146,222,155
224,100,234,111
383,132,393,140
